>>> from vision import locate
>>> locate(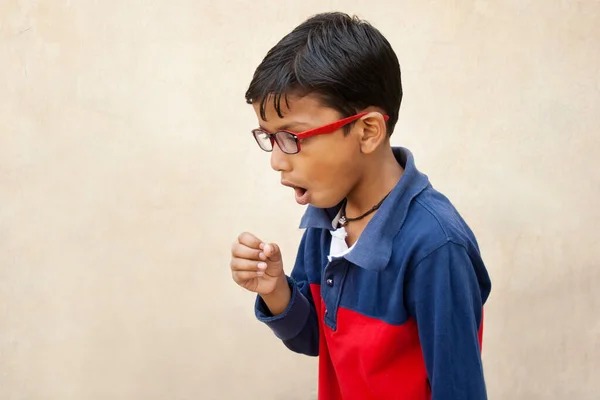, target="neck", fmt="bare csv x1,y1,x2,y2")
345,146,404,219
